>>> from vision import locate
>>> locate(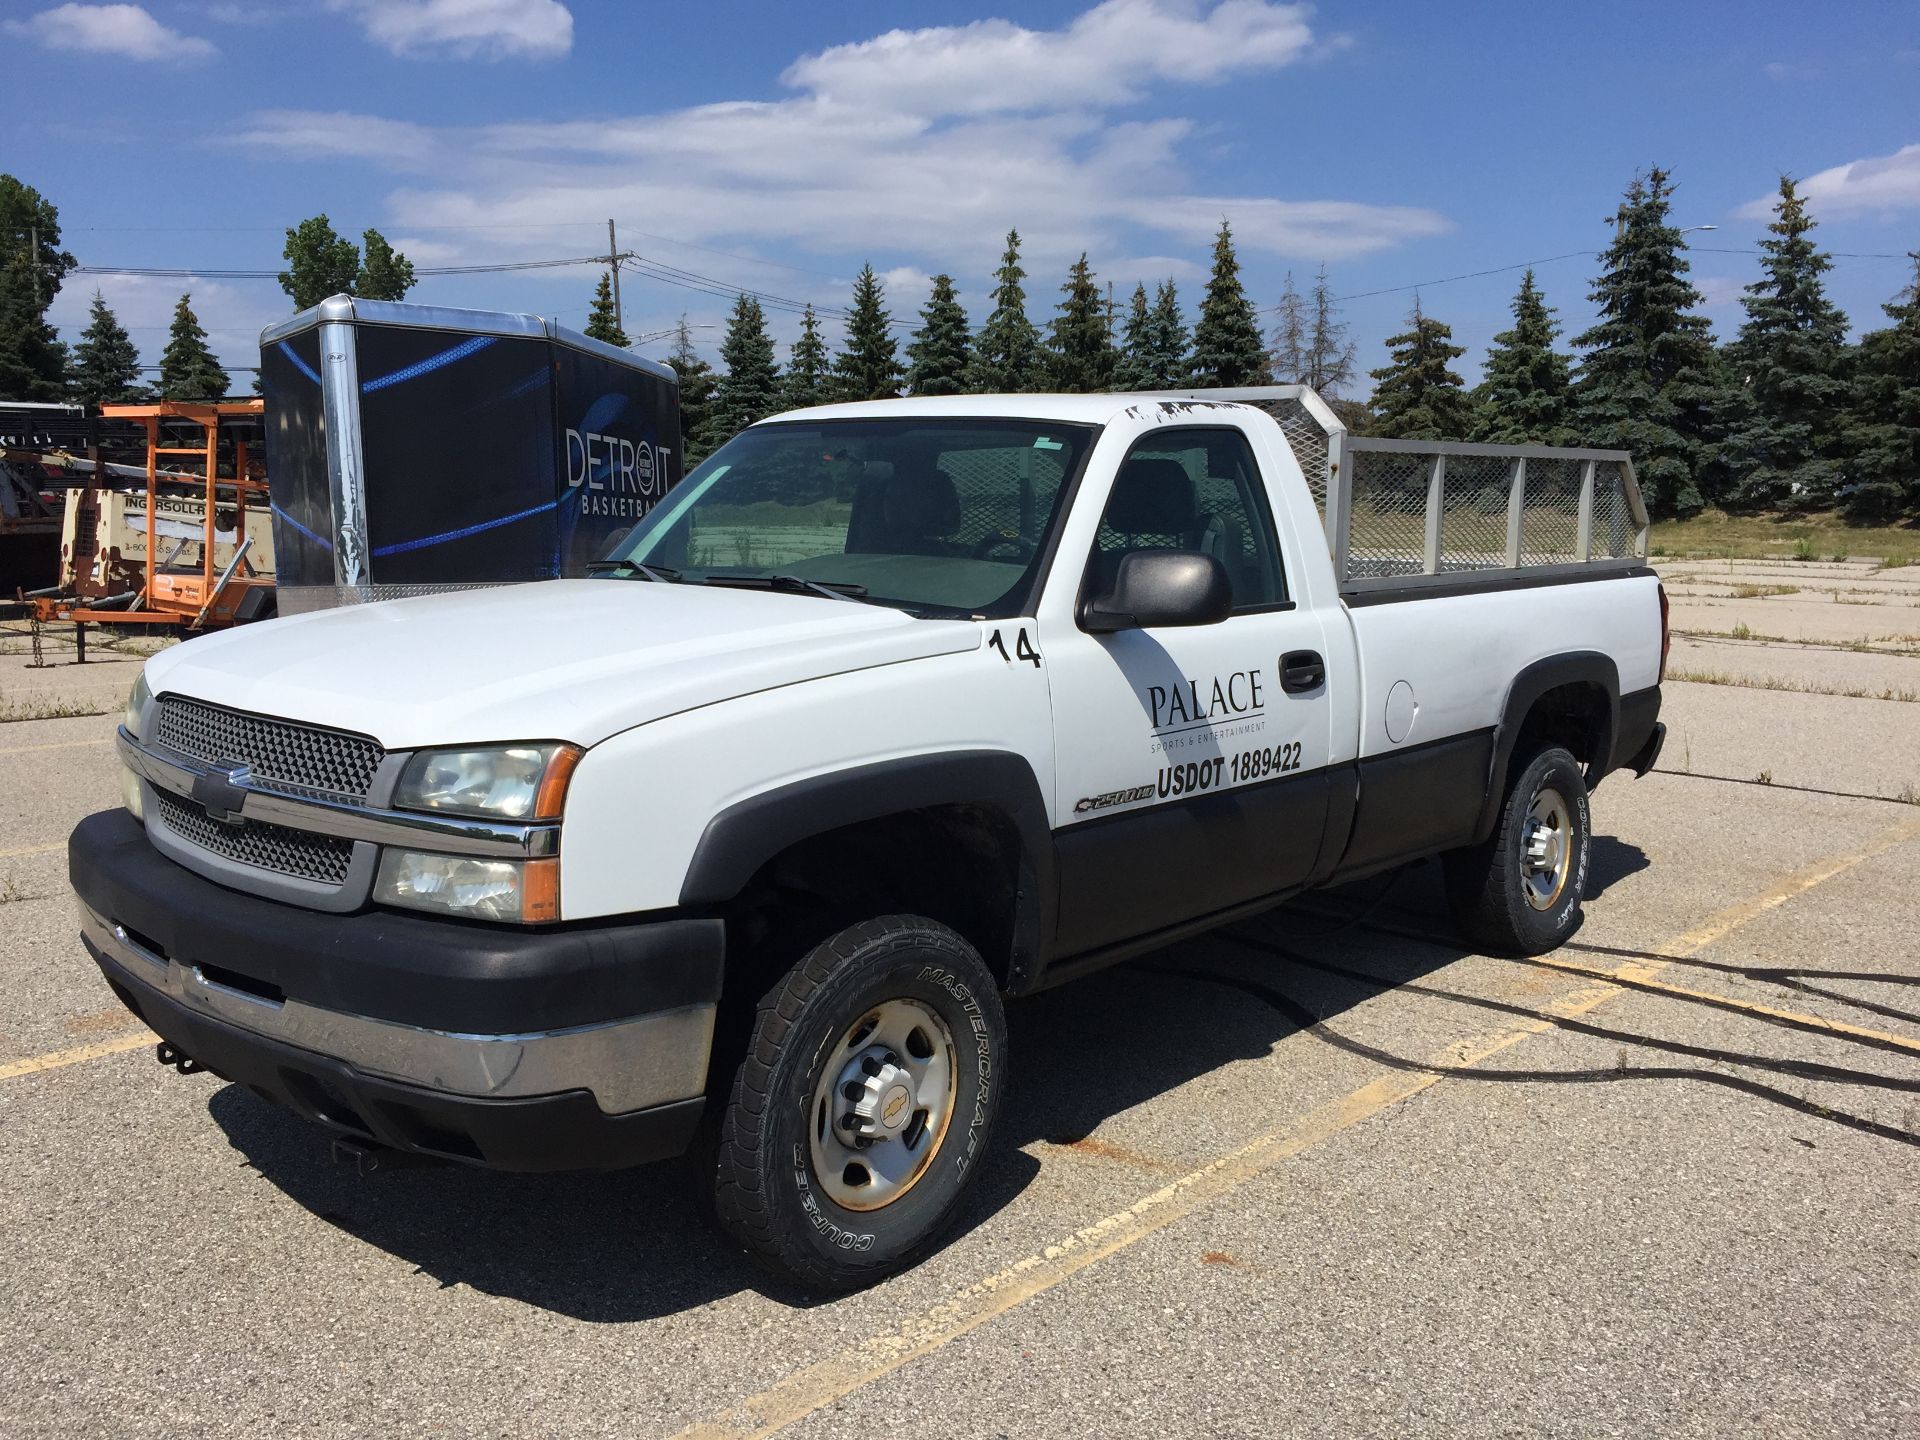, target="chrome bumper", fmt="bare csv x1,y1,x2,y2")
82,899,714,1115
